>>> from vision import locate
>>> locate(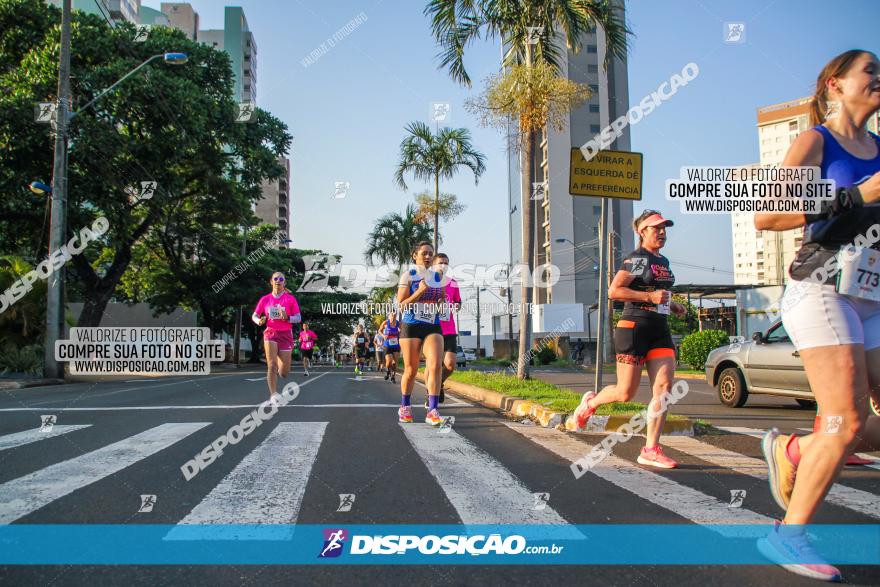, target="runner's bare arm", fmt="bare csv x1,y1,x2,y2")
608,269,665,304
